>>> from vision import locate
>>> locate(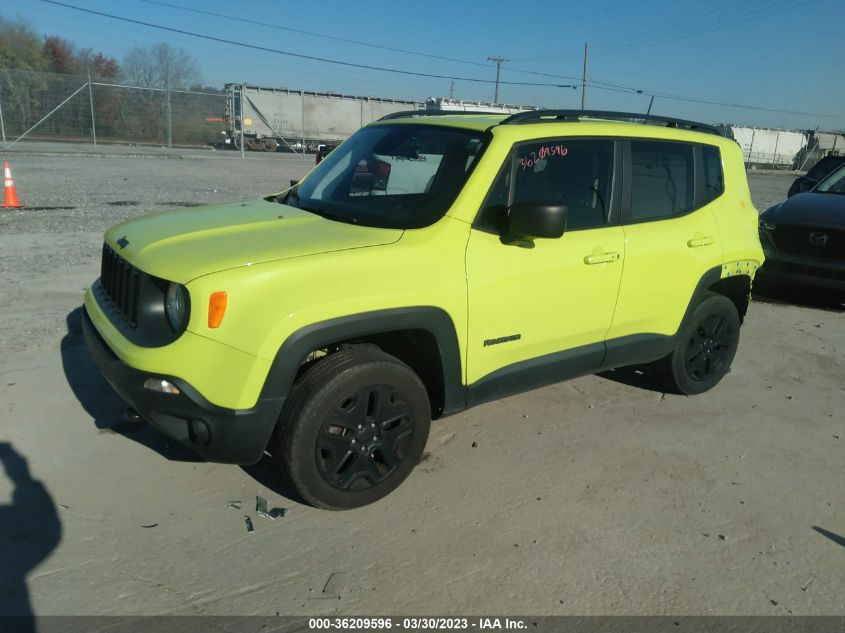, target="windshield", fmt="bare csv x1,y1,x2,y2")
813,161,845,194
285,124,488,229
